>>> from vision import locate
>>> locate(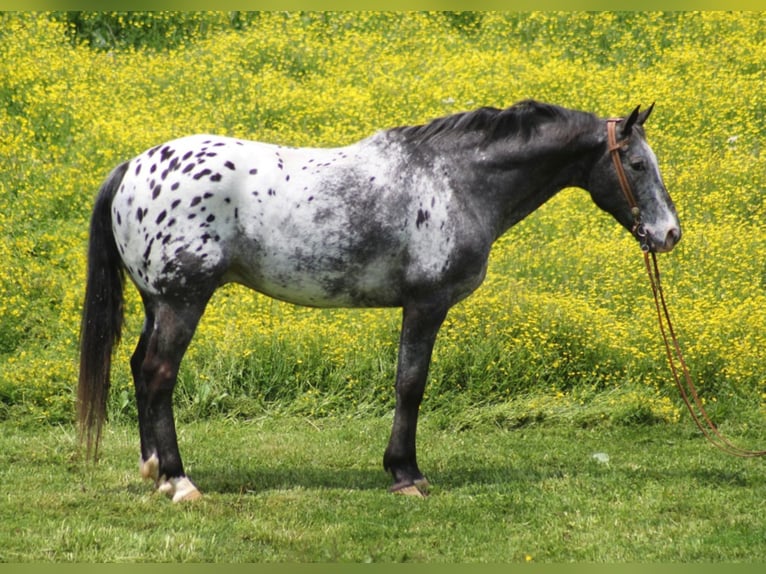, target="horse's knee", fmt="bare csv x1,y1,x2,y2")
142,359,178,395
153,361,176,385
